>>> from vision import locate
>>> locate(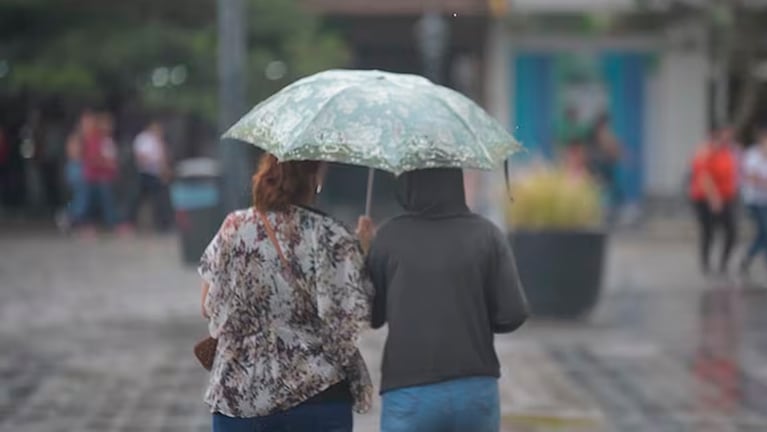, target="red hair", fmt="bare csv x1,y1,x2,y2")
252,154,320,212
